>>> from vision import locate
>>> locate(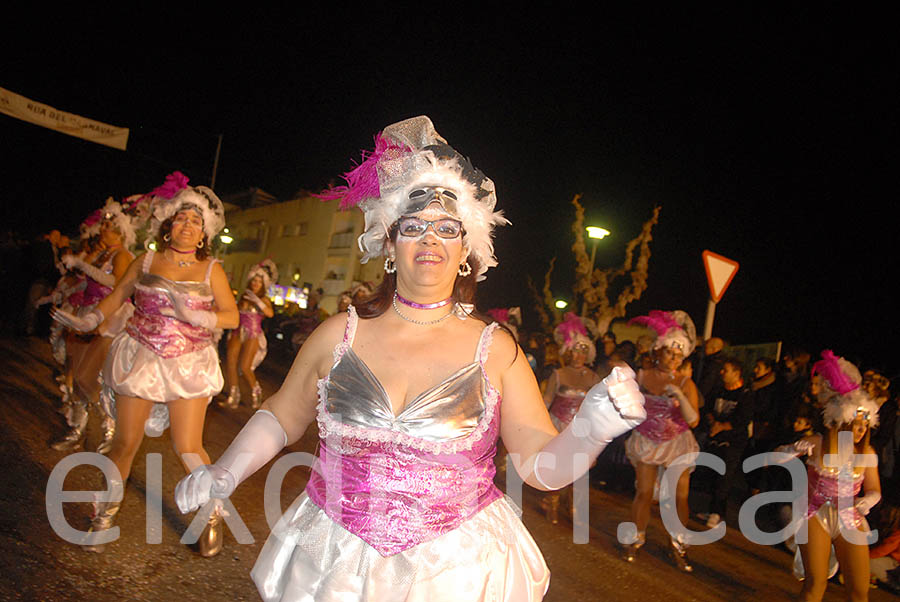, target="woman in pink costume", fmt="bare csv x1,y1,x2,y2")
622,310,701,571
53,174,239,557
176,116,647,601
51,199,136,453
221,259,276,409
776,350,881,601
540,312,601,523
